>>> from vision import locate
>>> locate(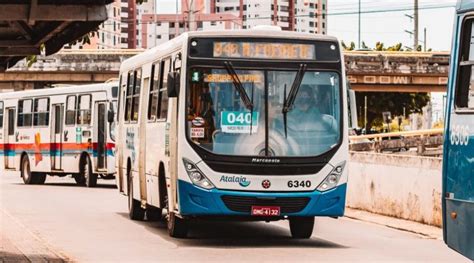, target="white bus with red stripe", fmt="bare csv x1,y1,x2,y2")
0,83,118,187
